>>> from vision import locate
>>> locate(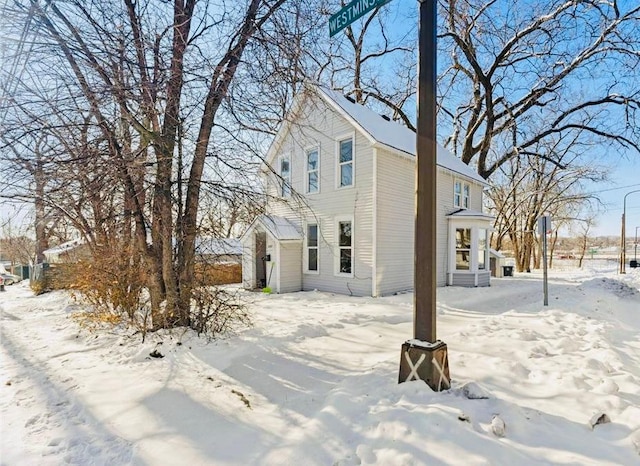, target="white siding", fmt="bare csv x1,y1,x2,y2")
241,235,255,289
375,151,415,295
259,88,489,296
265,92,374,296
436,170,455,287
375,154,451,293
278,242,302,293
